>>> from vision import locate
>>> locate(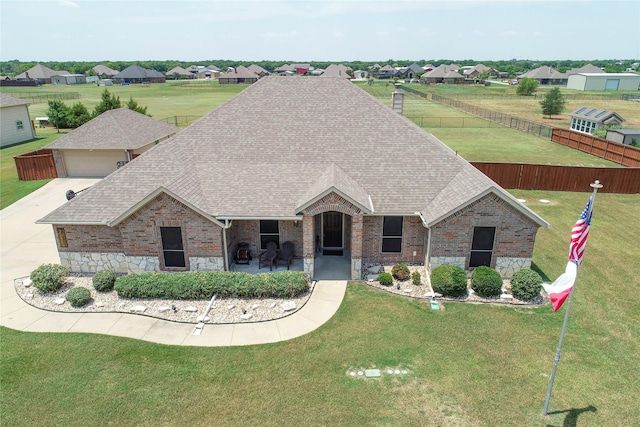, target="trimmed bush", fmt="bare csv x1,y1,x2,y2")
378,272,393,286
93,269,116,292
30,264,68,293
391,263,410,281
471,266,503,298
66,287,91,307
114,270,309,300
510,268,543,301
411,271,421,286
431,265,467,297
